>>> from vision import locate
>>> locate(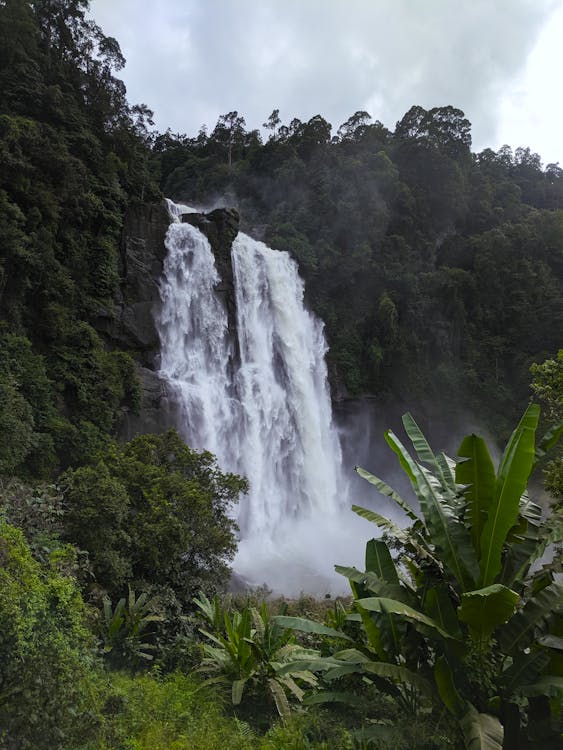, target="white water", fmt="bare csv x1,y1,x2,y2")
157,201,361,594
